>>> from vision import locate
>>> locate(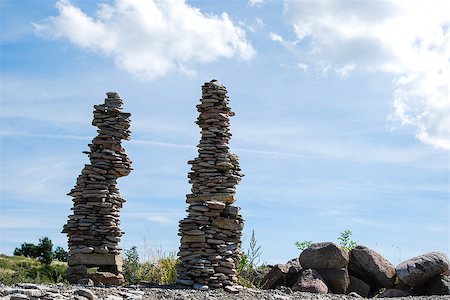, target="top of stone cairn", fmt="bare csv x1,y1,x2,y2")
91,92,131,142
188,80,243,199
